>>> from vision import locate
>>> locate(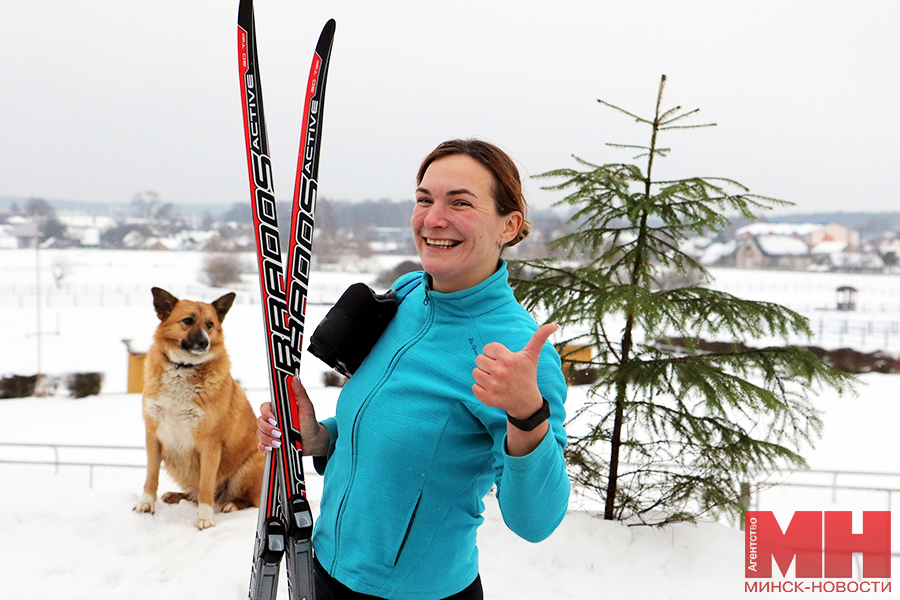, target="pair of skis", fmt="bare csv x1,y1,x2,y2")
237,1,335,599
